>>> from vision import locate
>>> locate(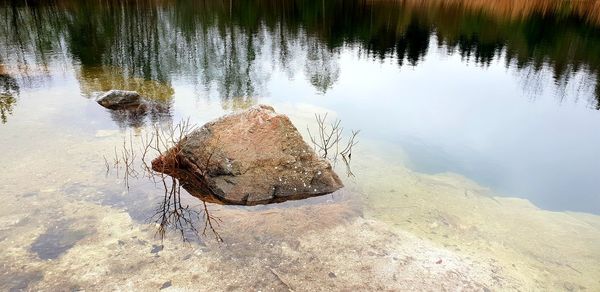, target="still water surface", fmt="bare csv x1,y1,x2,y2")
1,0,600,290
